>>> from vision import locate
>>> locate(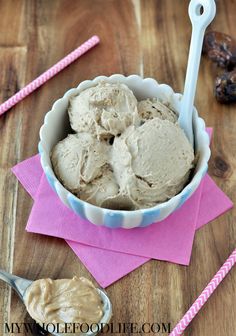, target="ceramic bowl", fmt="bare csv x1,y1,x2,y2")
39,74,210,229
